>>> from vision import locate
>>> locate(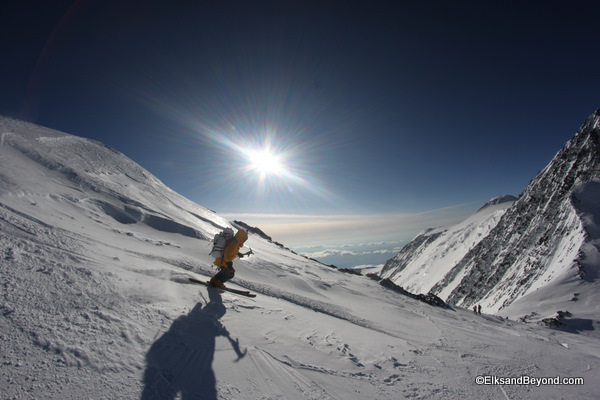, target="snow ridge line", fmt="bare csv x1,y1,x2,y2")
181,271,402,338
232,278,404,340
0,201,55,231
